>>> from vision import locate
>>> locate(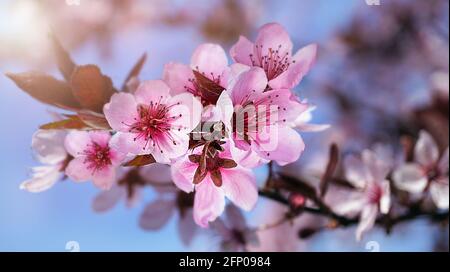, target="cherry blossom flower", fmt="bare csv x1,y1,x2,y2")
171,143,258,227
334,149,391,241
163,43,230,107
103,80,202,163
20,130,69,193
64,130,125,190
230,22,317,90
210,205,259,252
393,131,449,210
216,67,308,166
